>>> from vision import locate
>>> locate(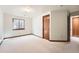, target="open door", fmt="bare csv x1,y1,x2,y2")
43,15,50,40
72,17,79,37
